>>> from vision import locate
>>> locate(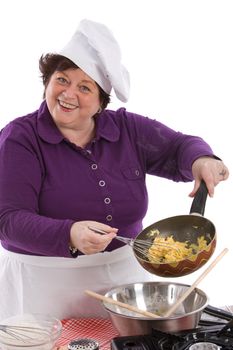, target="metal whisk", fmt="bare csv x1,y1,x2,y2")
88,226,177,259
0,323,51,344
0,315,61,346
